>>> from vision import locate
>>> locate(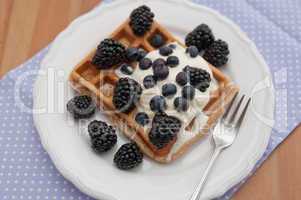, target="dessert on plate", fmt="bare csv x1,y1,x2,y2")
68,5,238,167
